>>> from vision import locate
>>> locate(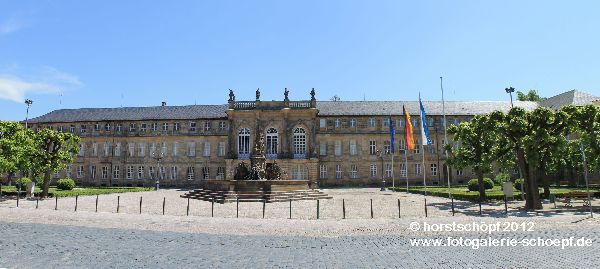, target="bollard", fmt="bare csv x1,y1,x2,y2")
504,196,508,214
75,195,78,212
16,185,20,208
317,199,320,220
424,198,428,218
342,199,346,219
0,183,2,196
140,196,143,214
451,197,455,216
117,196,120,213
186,197,190,216
95,195,99,213
479,199,482,215
289,199,292,219
36,197,39,209
211,198,214,217
370,199,373,219
162,197,166,215
262,199,266,219
397,198,401,218
55,196,58,210
236,197,239,218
